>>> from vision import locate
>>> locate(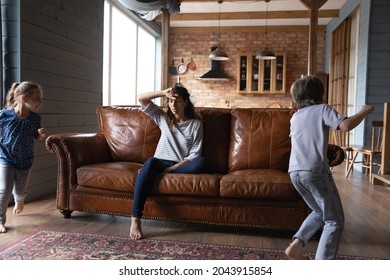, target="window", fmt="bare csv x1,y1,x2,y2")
329,8,360,145
347,9,360,120
103,0,161,106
